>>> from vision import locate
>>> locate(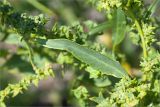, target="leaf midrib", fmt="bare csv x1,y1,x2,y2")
48,39,126,77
